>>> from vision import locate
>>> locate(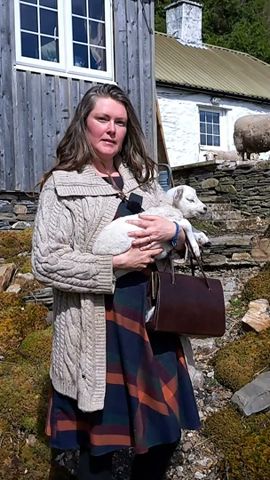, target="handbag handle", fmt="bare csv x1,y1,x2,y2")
184,237,211,289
